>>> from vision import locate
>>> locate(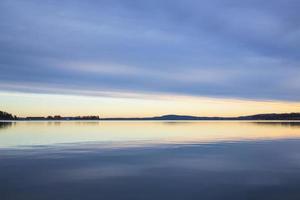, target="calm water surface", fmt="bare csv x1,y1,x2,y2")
1,121,300,199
